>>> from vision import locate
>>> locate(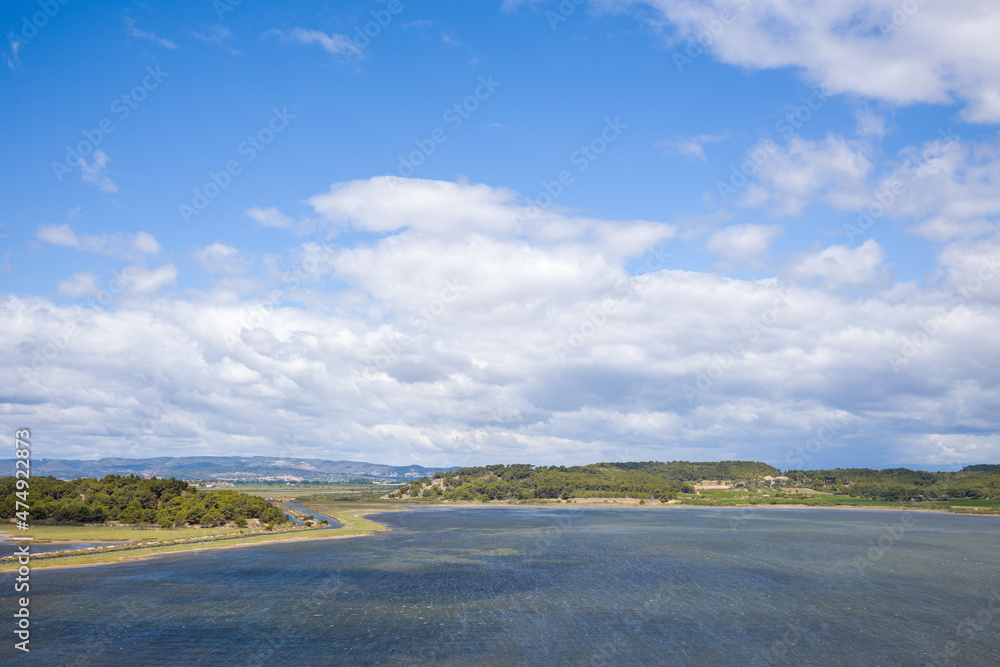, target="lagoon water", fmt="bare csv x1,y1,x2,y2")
3,506,999,665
